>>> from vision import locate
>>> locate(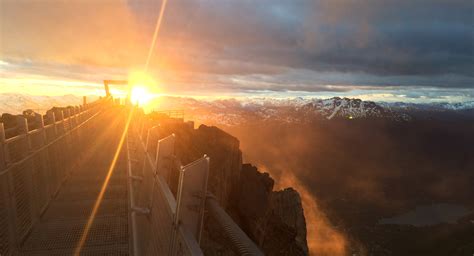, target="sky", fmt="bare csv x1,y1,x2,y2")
0,0,473,102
